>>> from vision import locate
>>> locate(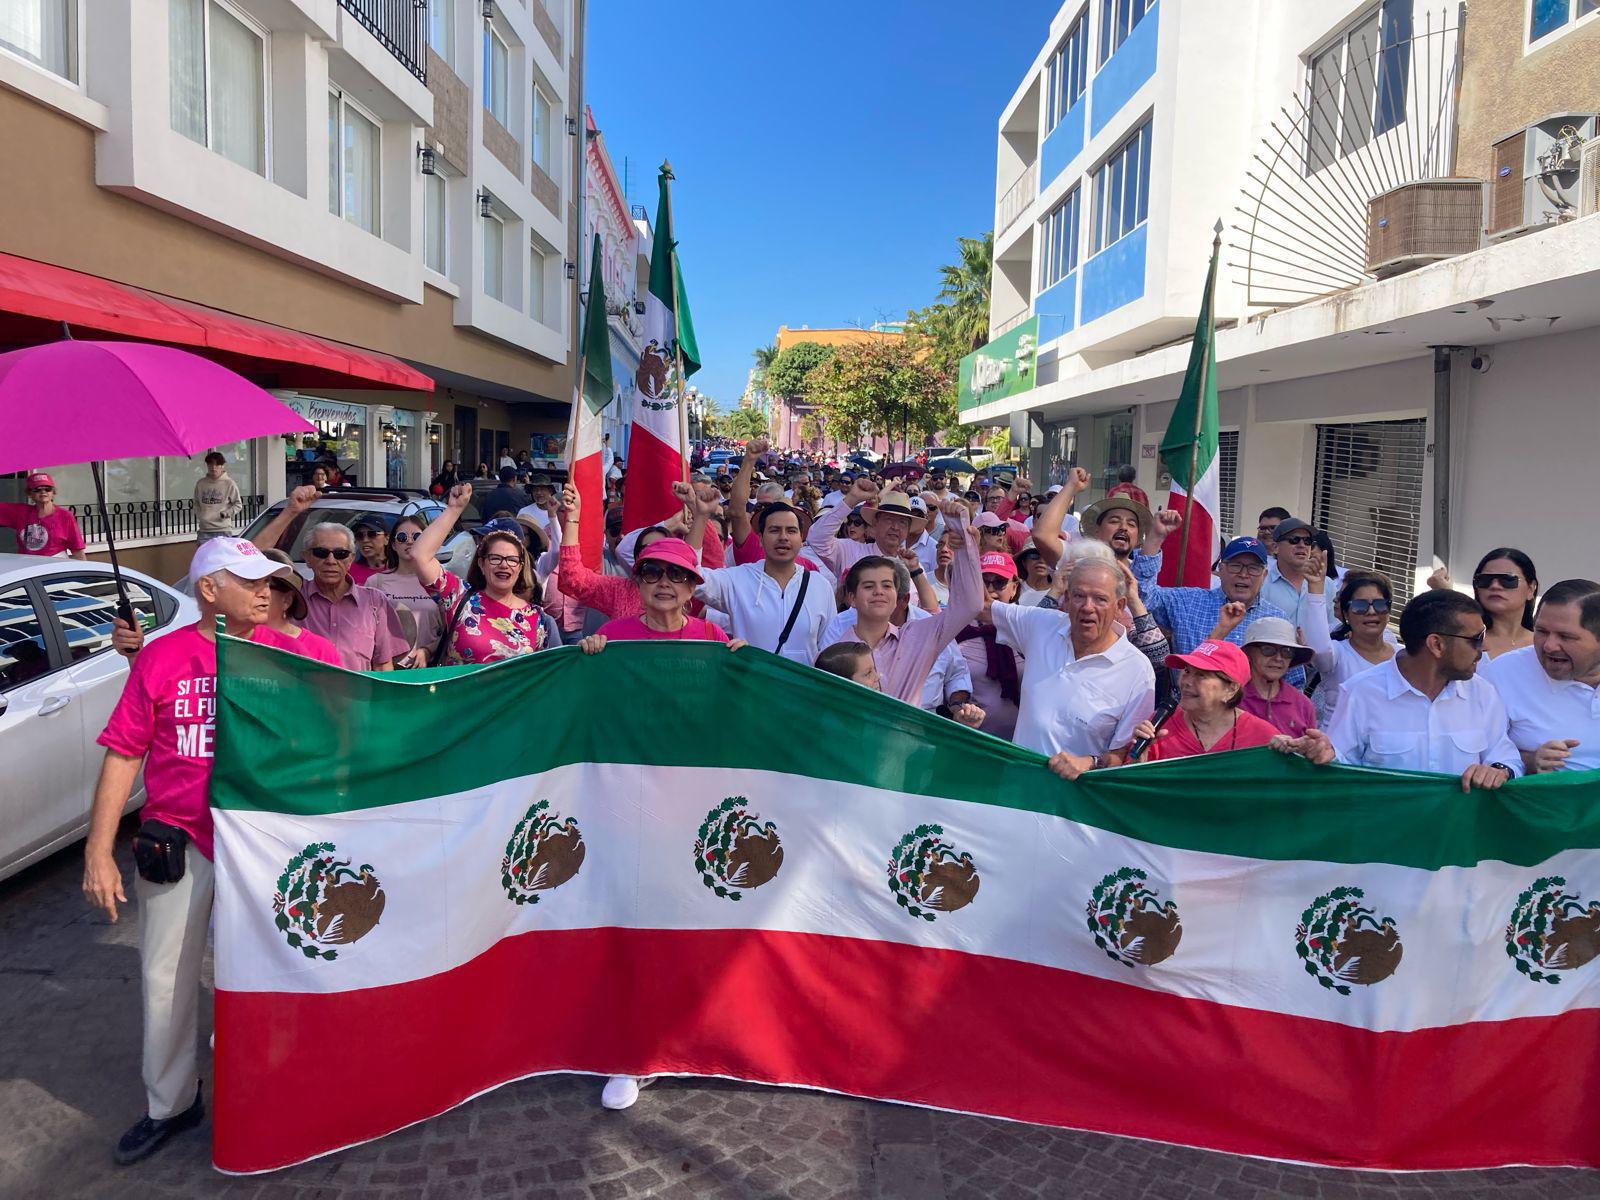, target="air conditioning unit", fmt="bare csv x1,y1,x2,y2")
1487,112,1598,239
1365,180,1484,278
1581,140,1600,217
